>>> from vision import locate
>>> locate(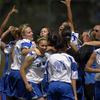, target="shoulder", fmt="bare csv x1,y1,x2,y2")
62,53,76,62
